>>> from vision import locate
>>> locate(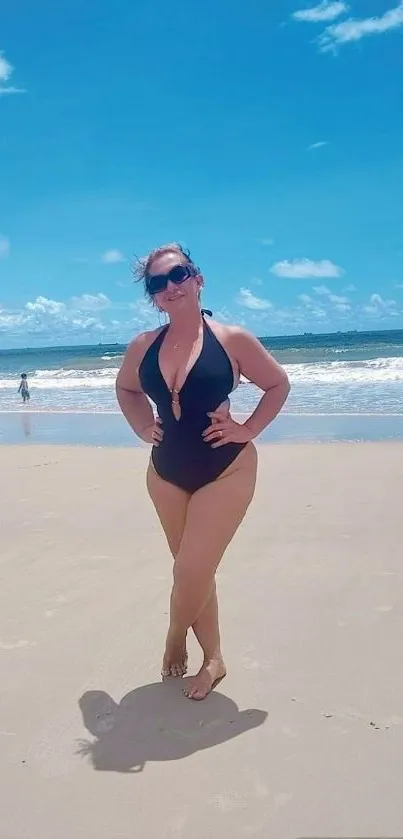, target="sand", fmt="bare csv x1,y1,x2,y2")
1,442,403,839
